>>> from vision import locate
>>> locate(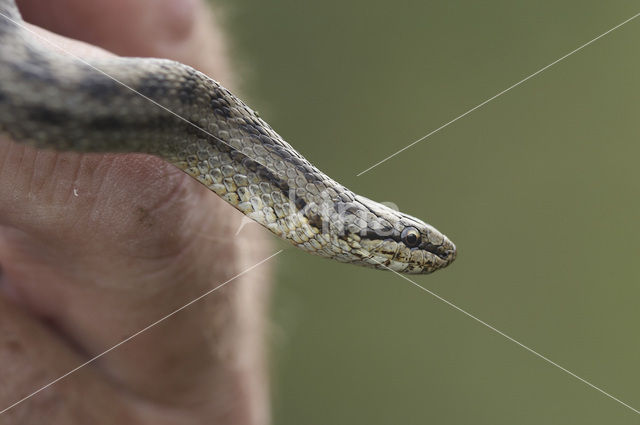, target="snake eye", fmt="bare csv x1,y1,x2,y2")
401,227,421,248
